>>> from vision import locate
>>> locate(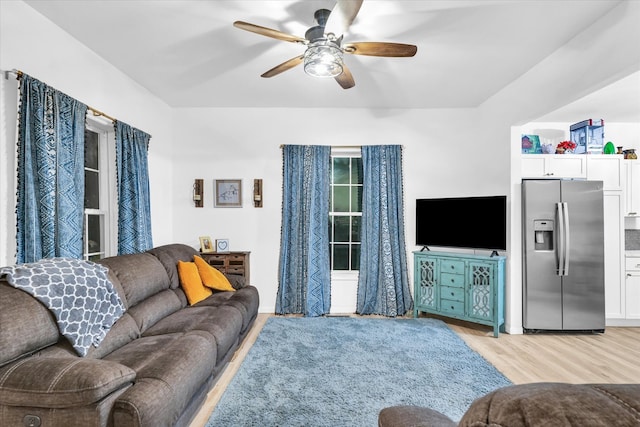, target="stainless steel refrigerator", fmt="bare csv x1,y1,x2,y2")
522,179,605,332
